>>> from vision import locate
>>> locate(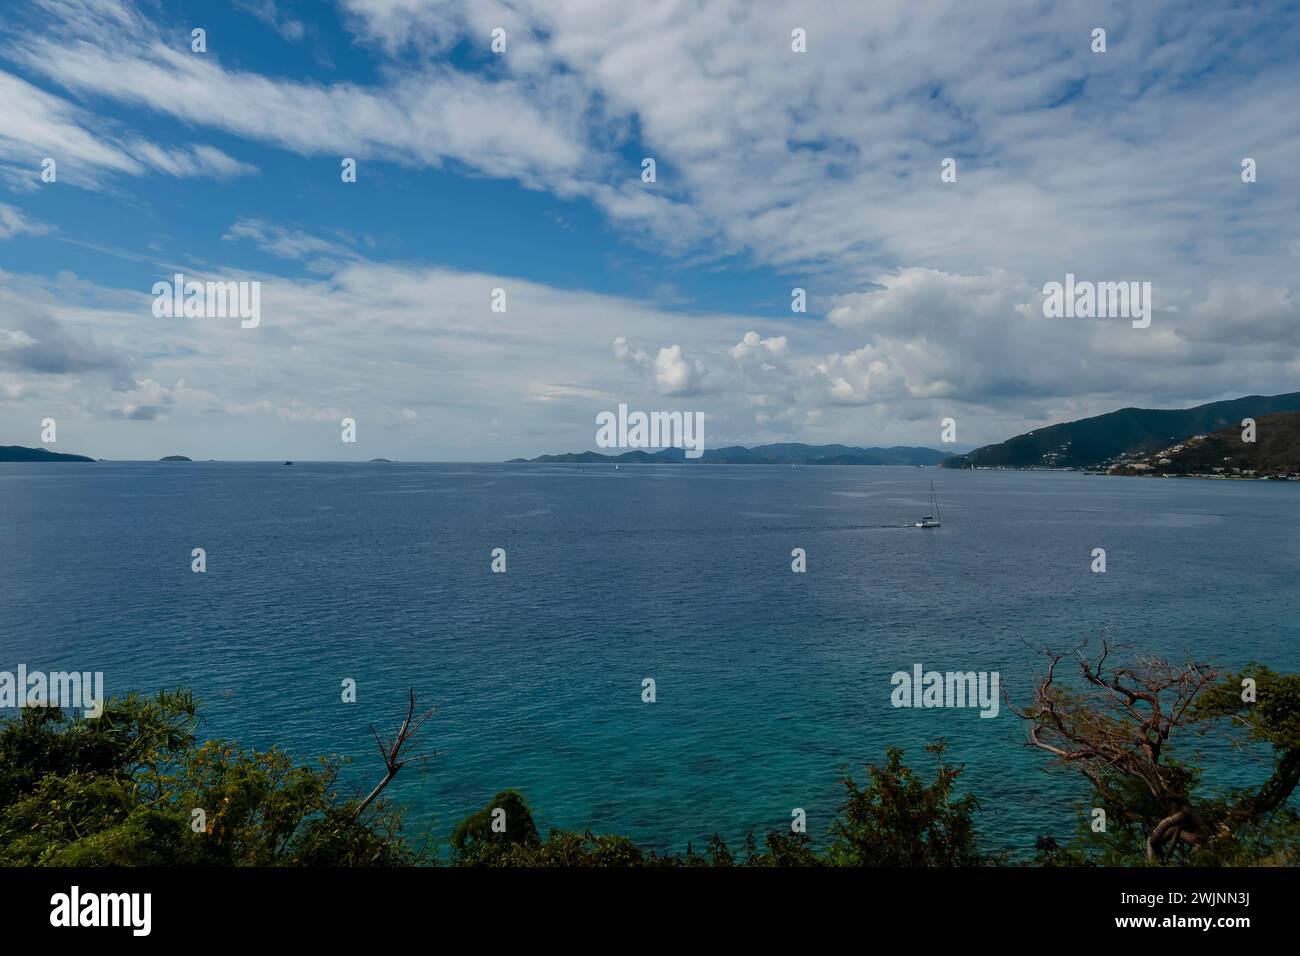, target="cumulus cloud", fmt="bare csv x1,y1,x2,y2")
729,331,789,364
613,336,711,396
